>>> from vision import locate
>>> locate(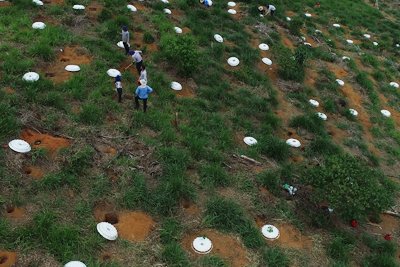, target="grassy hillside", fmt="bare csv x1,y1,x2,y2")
0,0,400,266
